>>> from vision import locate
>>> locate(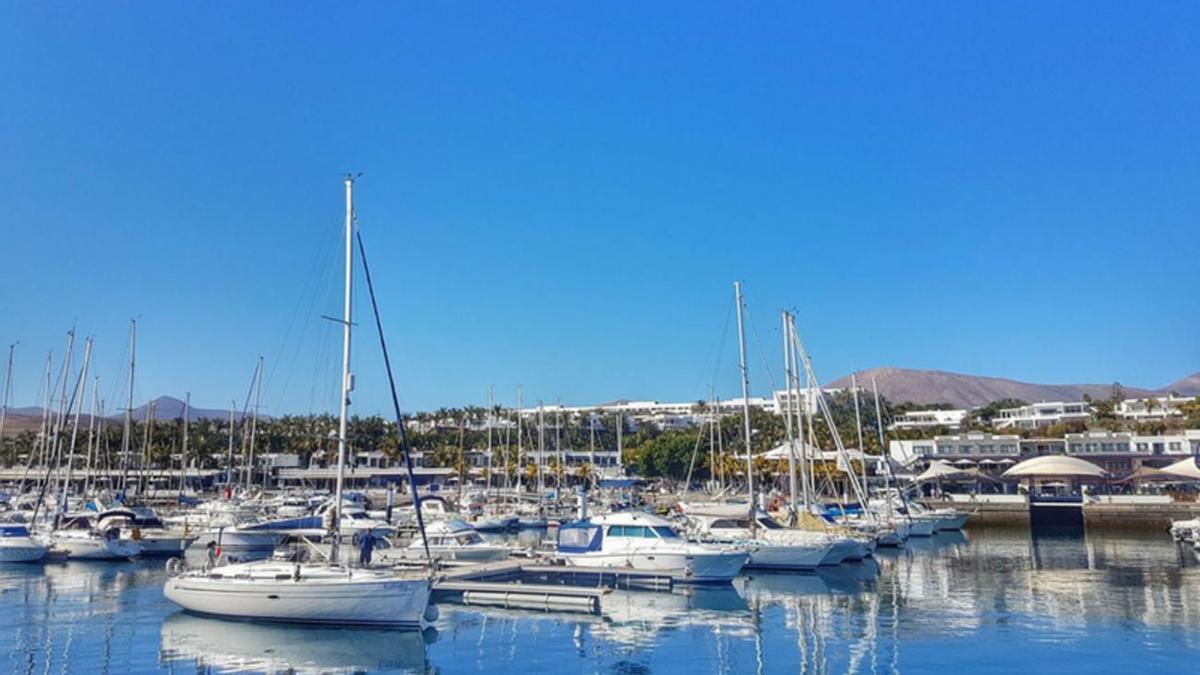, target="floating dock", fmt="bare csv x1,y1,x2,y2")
430,559,674,613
